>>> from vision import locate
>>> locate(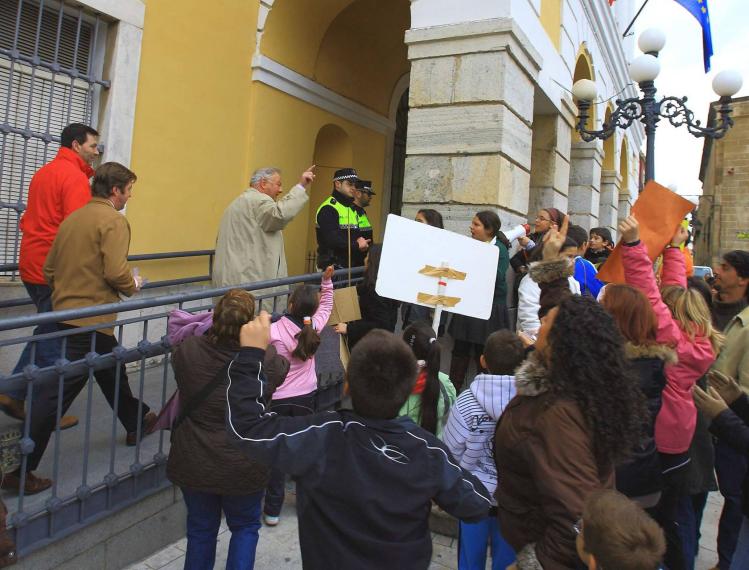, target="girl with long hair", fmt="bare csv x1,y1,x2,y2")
167,289,290,569
600,284,676,511
333,244,400,349
399,322,456,437
263,265,335,525
448,210,510,391
619,215,723,570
